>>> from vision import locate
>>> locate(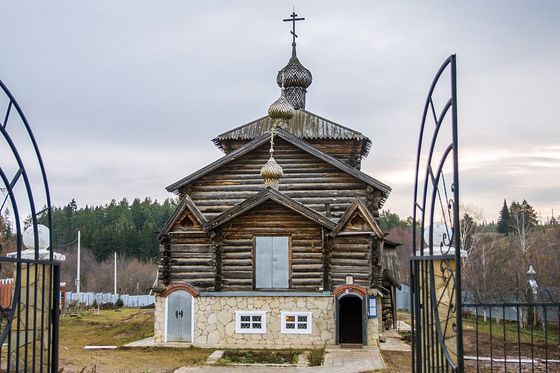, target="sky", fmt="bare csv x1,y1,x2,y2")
1,1,559,222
